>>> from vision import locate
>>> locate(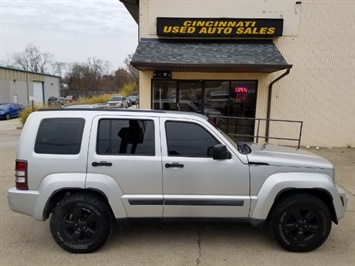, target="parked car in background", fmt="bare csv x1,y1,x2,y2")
128,95,138,105
65,95,77,102
47,96,65,106
63,104,109,109
0,103,24,120
154,99,220,116
127,97,133,107
107,95,128,108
